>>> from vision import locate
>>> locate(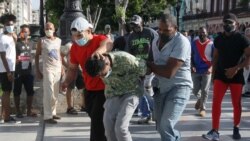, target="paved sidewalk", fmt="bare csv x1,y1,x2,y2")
0,92,250,141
